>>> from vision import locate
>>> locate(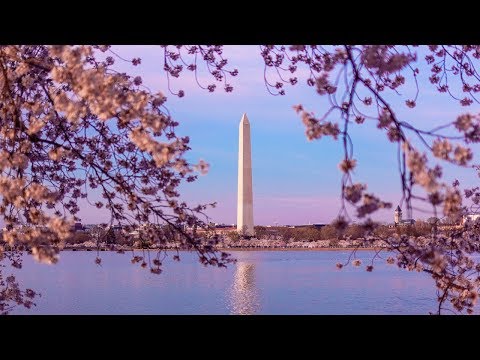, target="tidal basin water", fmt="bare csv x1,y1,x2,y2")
10,250,441,315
